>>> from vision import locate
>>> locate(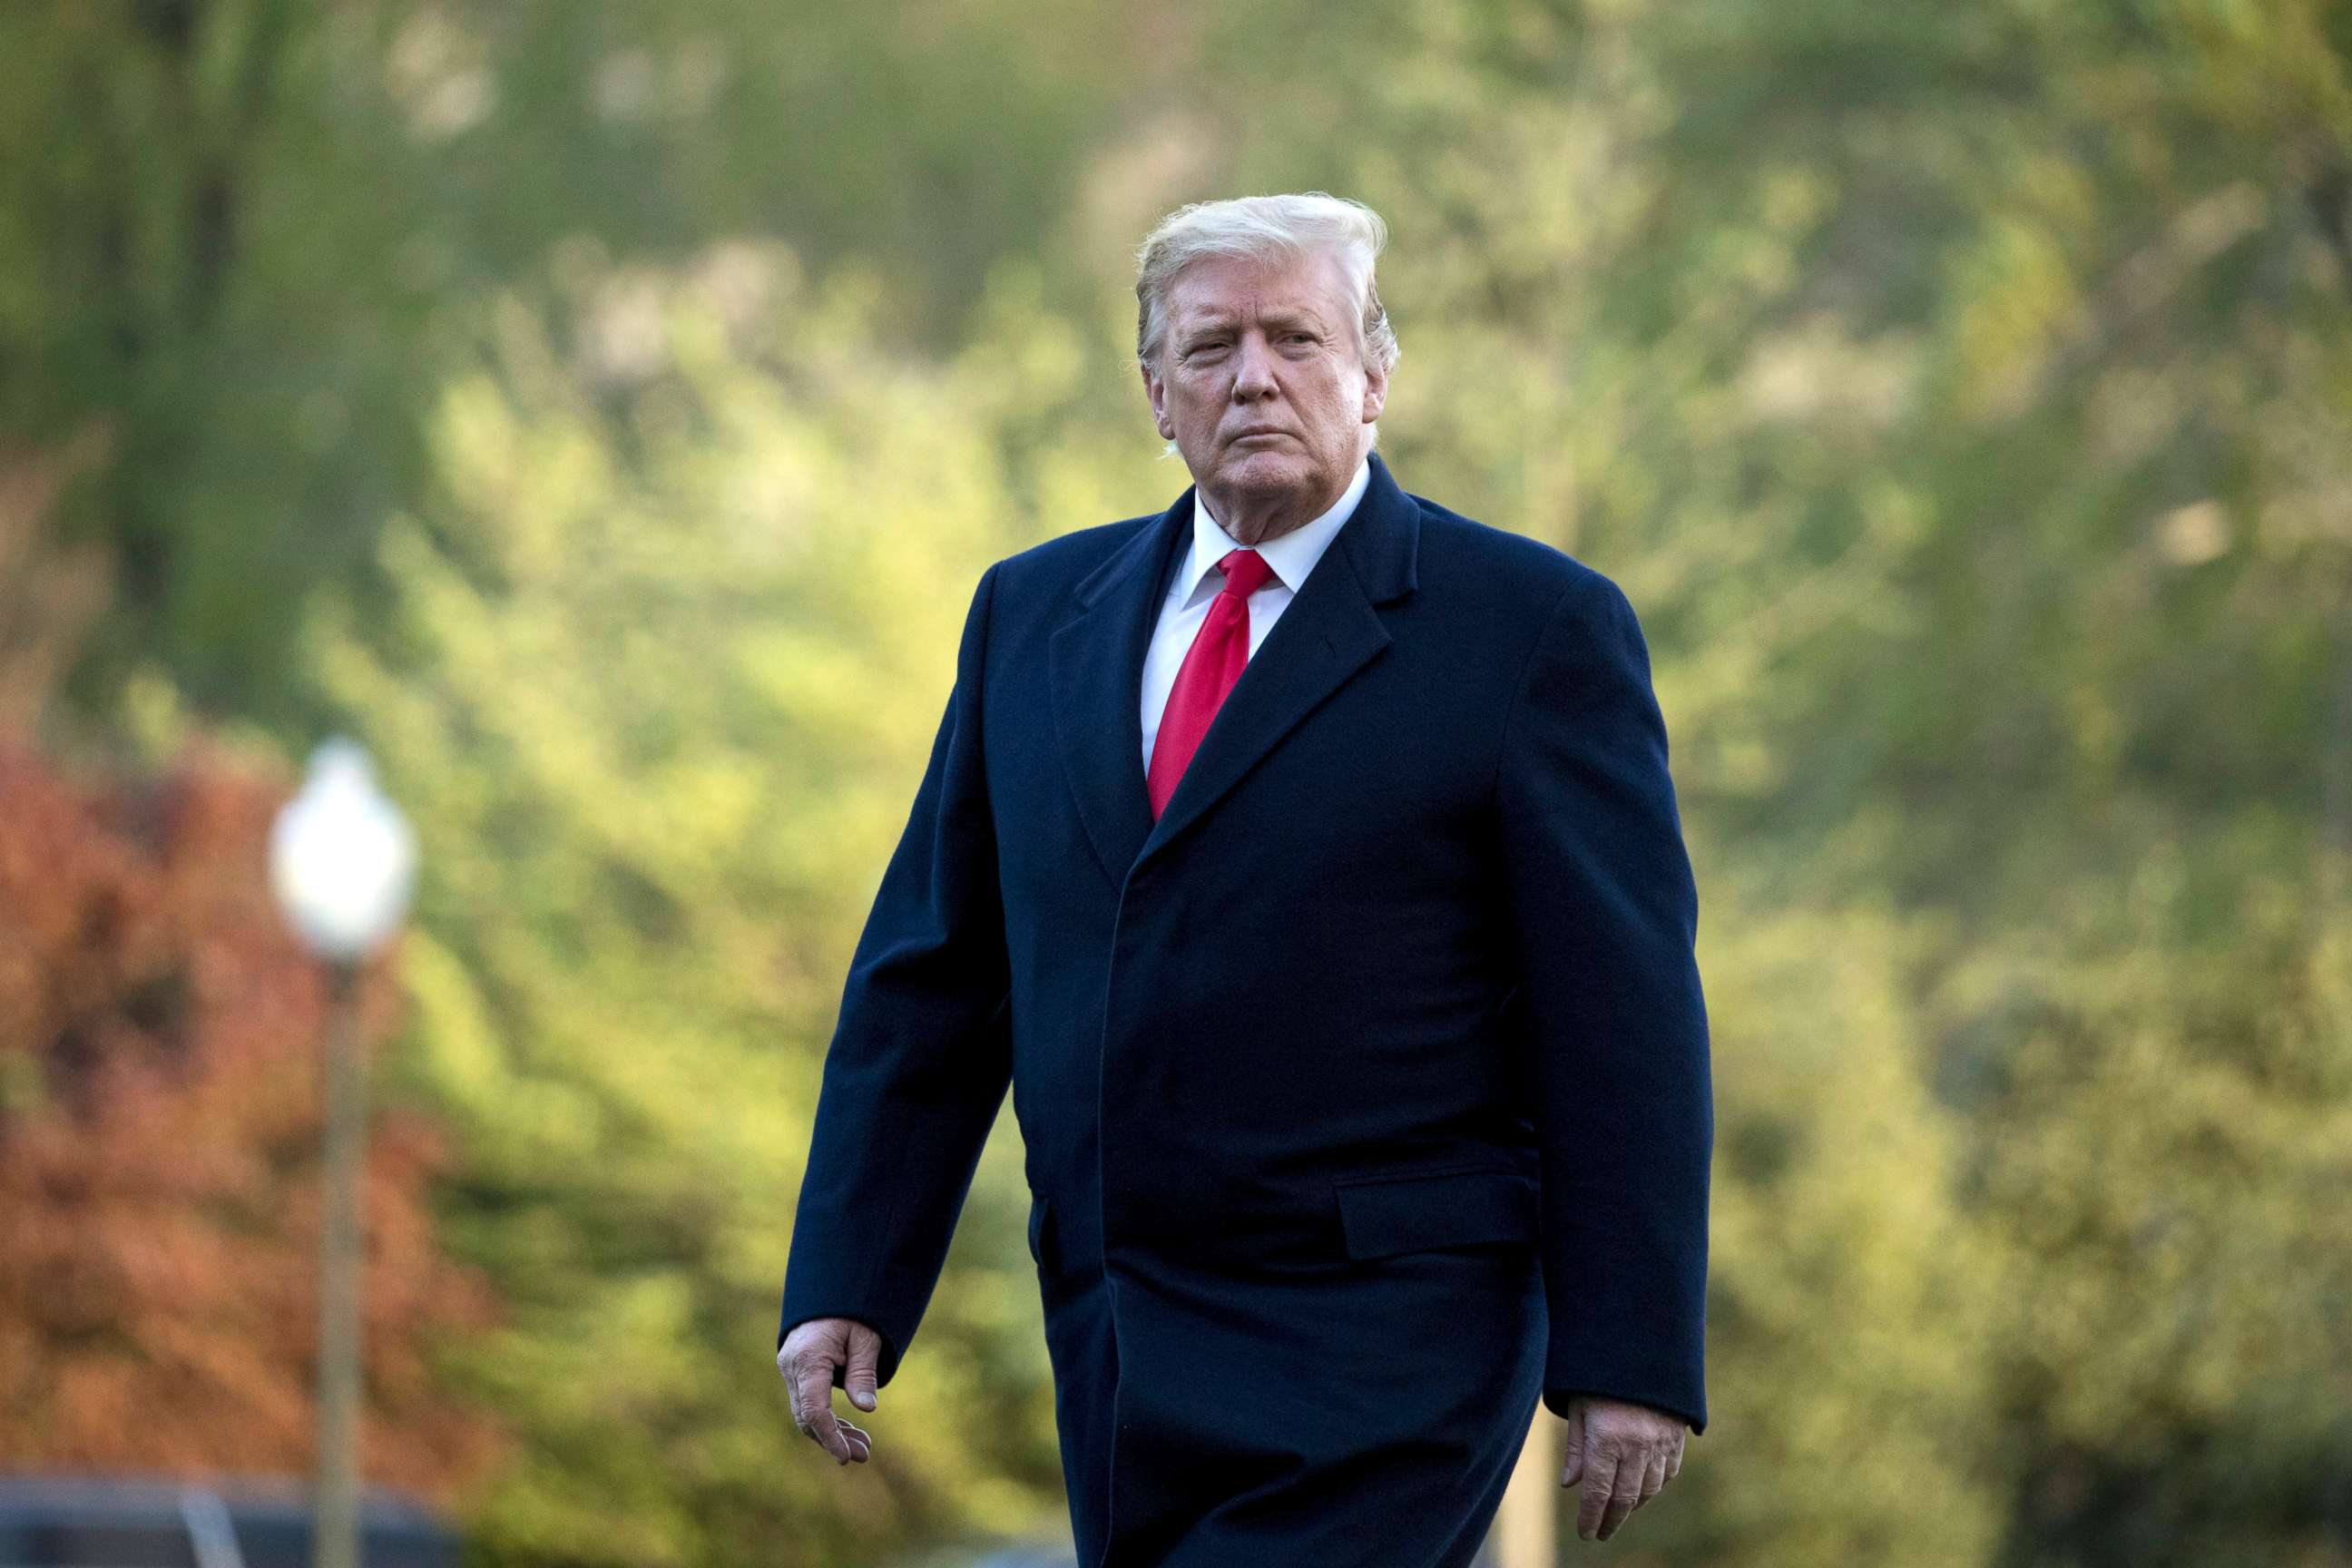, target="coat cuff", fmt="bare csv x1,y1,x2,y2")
1543,1383,1706,1436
